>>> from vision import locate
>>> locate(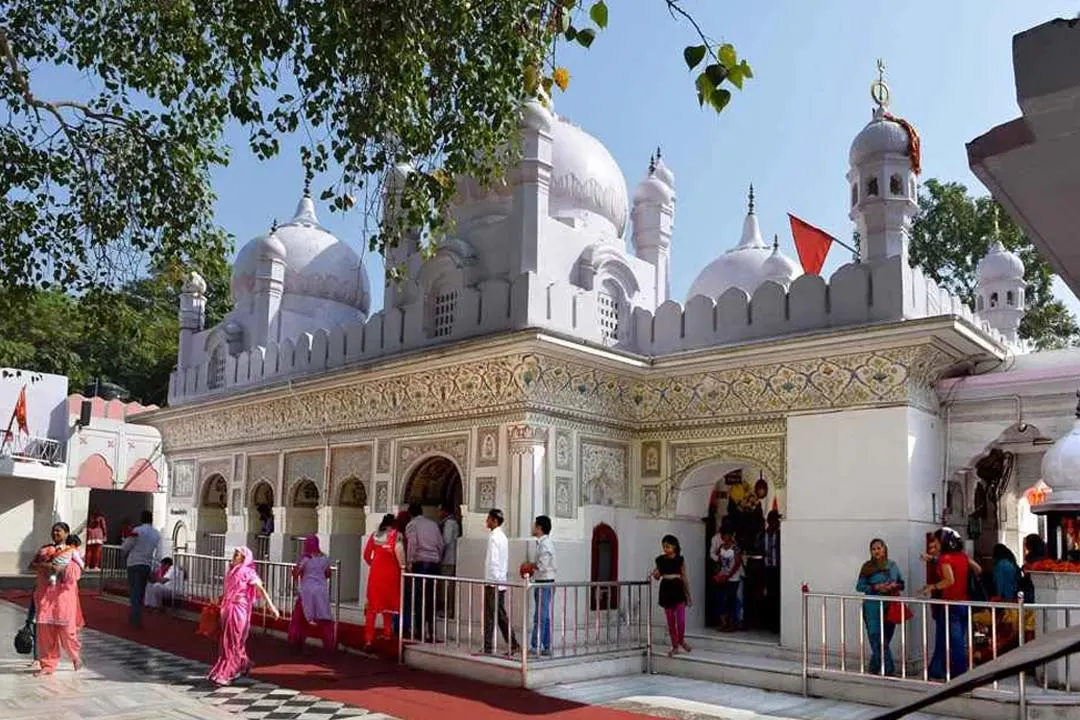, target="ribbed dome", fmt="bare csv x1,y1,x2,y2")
849,110,911,167
549,116,629,238
977,240,1025,283
688,189,774,299
760,237,803,287
231,195,371,313
1037,394,1080,513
